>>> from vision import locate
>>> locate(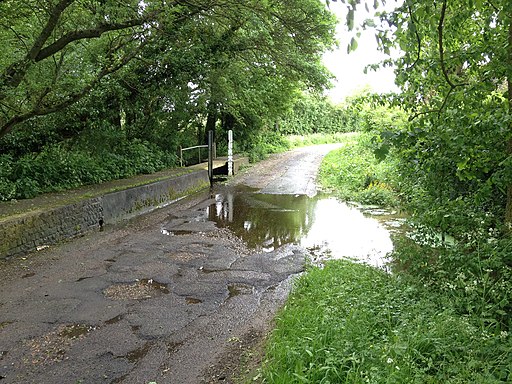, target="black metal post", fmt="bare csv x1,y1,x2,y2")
208,130,214,185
